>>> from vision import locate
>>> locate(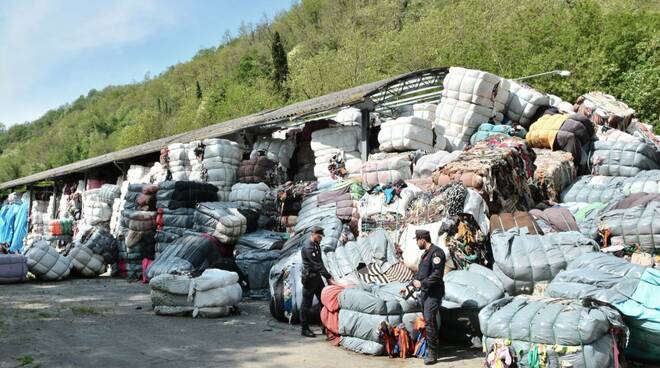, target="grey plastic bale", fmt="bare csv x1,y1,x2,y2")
560,175,627,203
590,141,660,177
490,229,598,295
598,201,660,254
339,336,385,356
443,265,505,309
